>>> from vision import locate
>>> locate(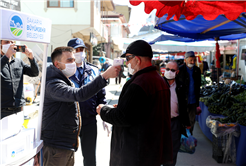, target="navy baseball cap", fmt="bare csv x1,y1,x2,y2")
67,38,87,49
185,51,195,58
121,40,153,58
